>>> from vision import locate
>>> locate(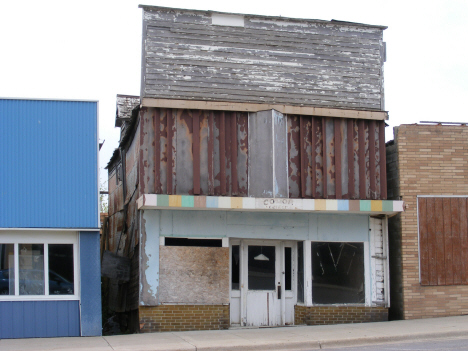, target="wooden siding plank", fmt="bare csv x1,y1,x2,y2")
231,112,238,195
334,118,342,199
379,121,387,199
419,198,429,285
347,119,354,199
220,111,226,195
193,110,201,195
434,197,445,286
358,120,366,199
452,198,462,284
208,111,214,195
426,197,437,285
368,120,376,199
142,98,389,121
153,109,161,194
443,197,454,285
